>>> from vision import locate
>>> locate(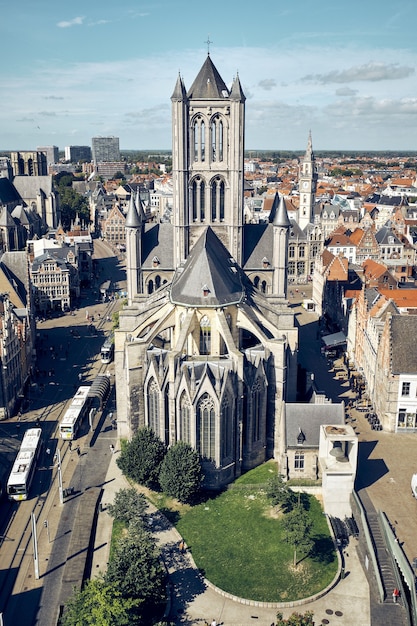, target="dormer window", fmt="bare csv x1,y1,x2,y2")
202,284,210,297
262,257,269,268
297,428,306,445
152,256,160,267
